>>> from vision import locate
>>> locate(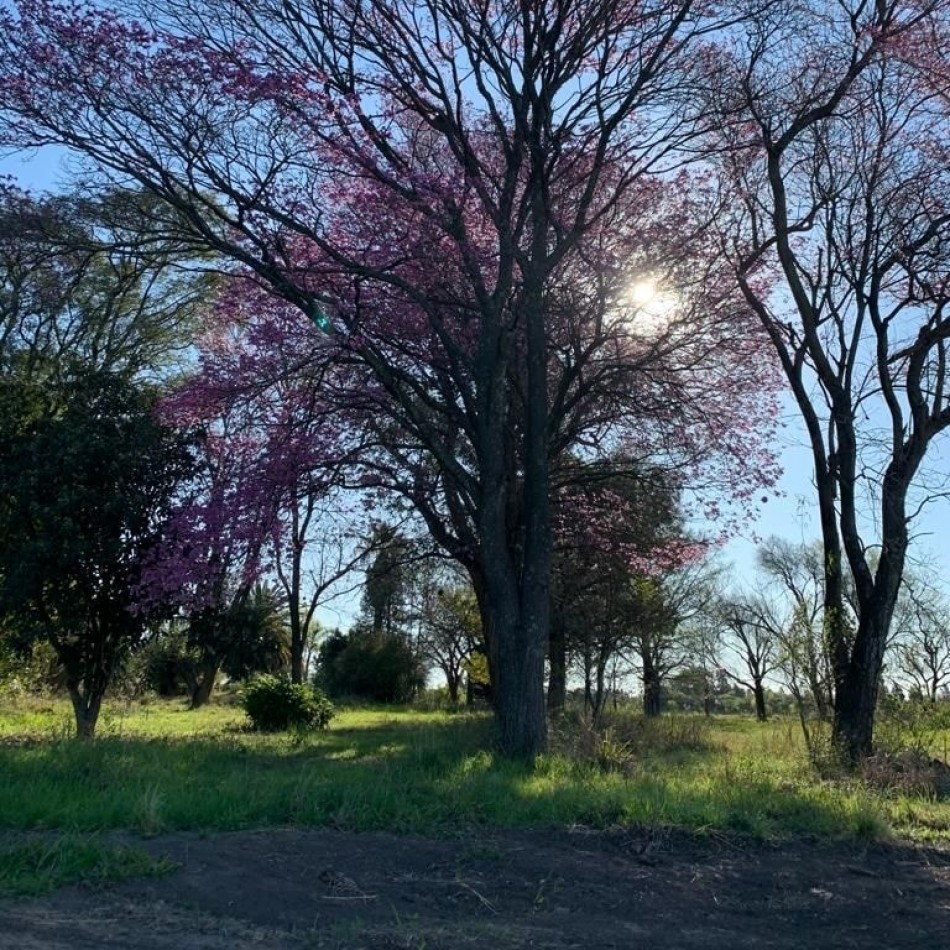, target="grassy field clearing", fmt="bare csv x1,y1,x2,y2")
1,695,948,851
